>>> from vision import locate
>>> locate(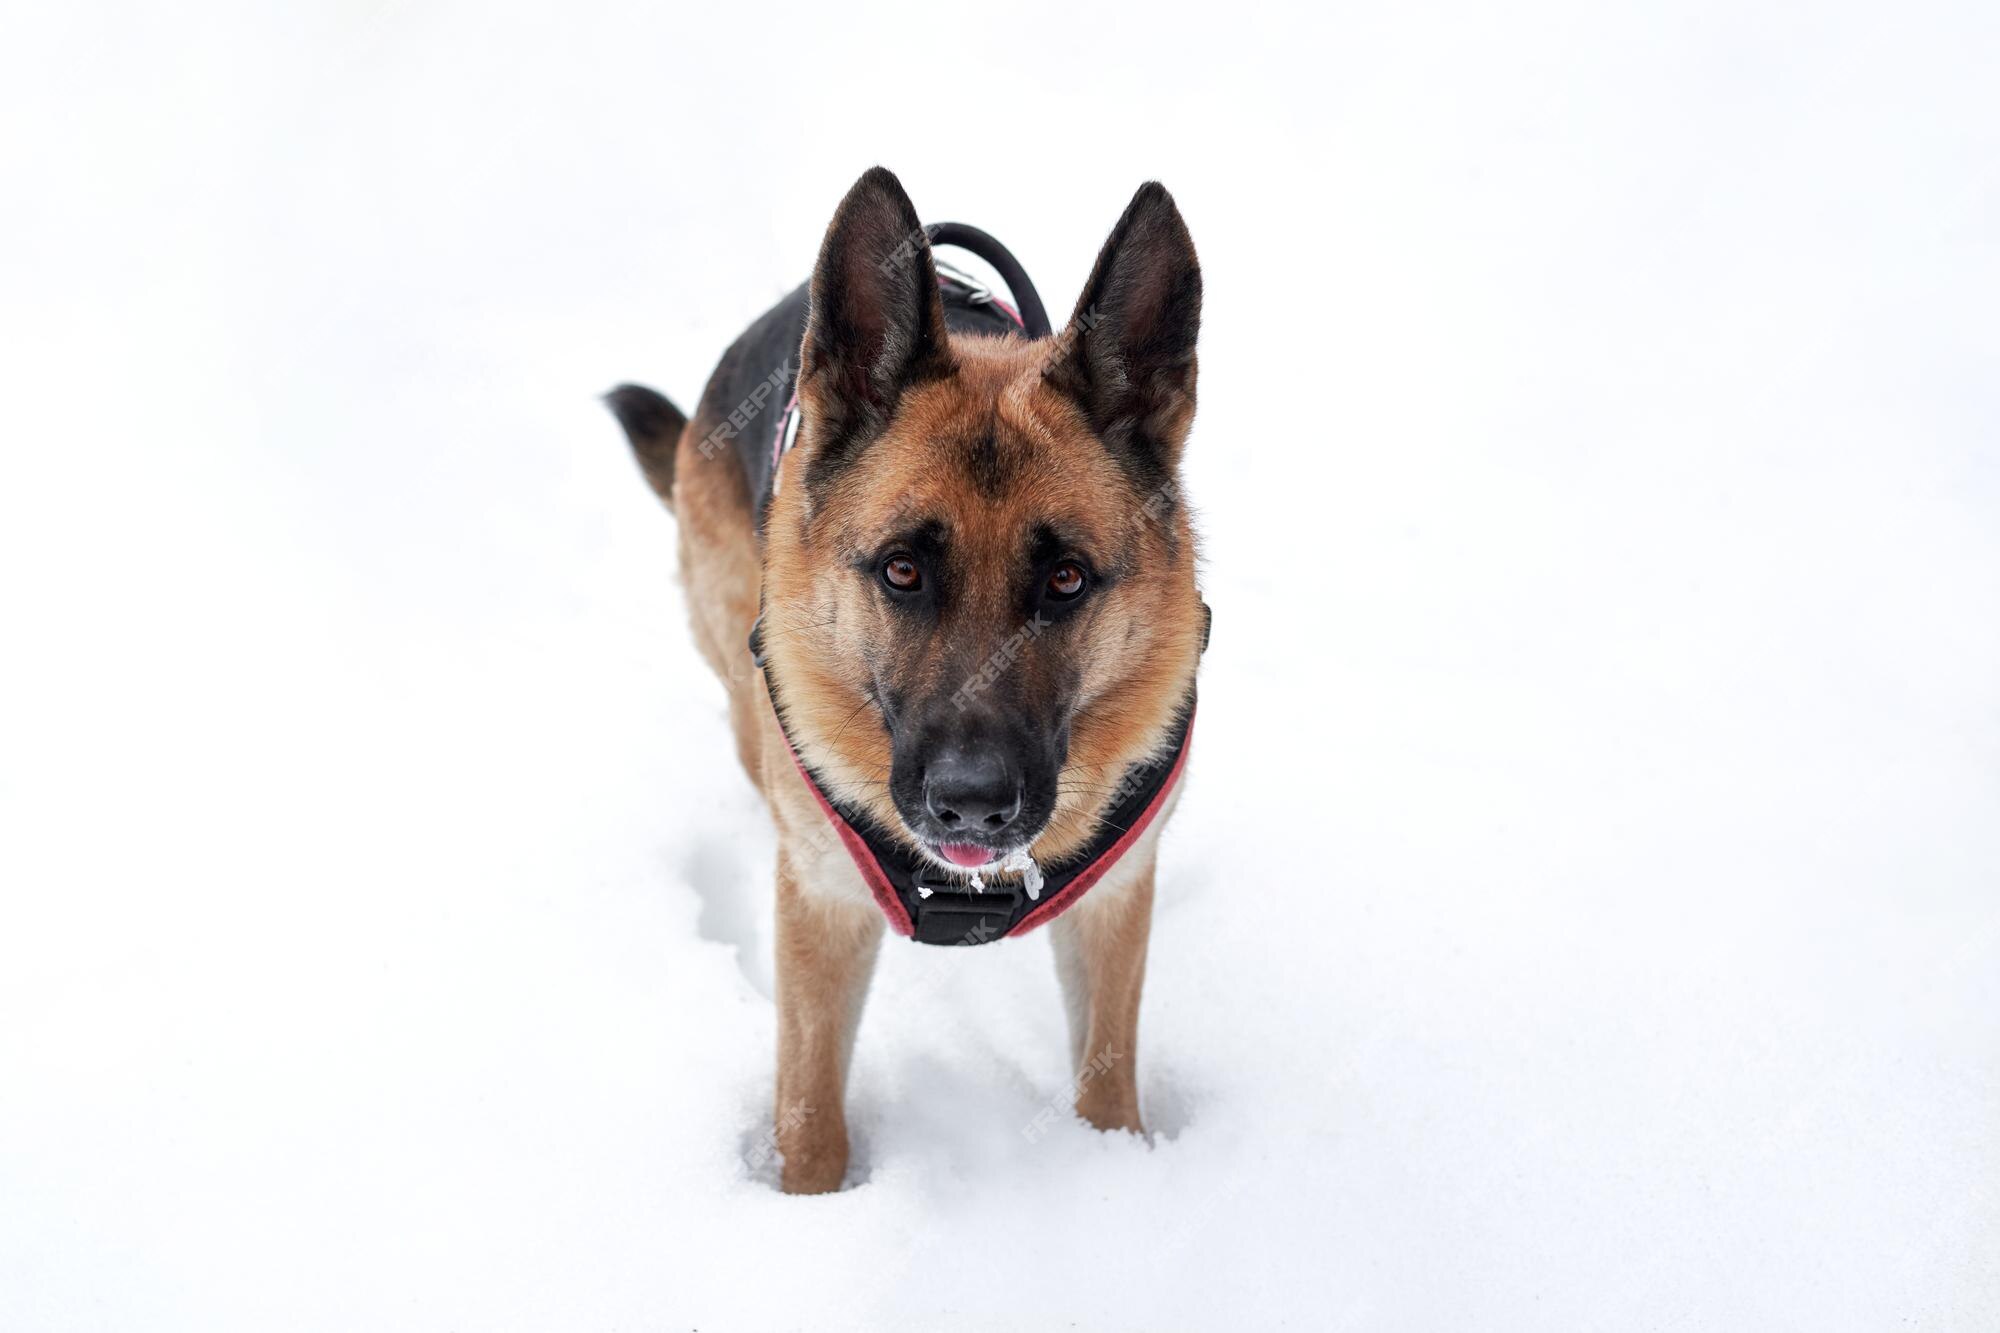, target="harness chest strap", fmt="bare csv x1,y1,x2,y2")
750,633,1198,946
